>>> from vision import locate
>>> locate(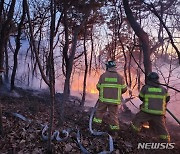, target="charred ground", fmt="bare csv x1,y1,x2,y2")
0,87,179,154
